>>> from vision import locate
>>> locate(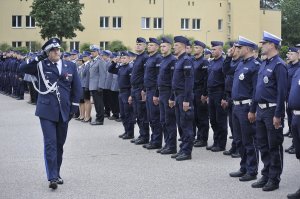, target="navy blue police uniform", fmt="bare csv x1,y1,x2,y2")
19,38,82,189
156,37,177,153
192,40,210,147
108,51,135,139
254,32,287,190
207,41,228,152
172,36,194,160
143,38,163,149
229,36,260,179
130,37,150,144
222,42,242,155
